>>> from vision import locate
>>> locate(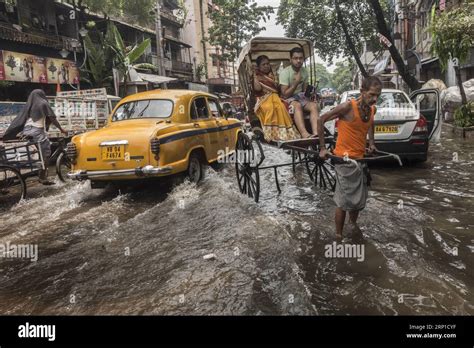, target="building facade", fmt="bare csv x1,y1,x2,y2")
182,0,236,94
354,0,473,91
0,0,196,100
